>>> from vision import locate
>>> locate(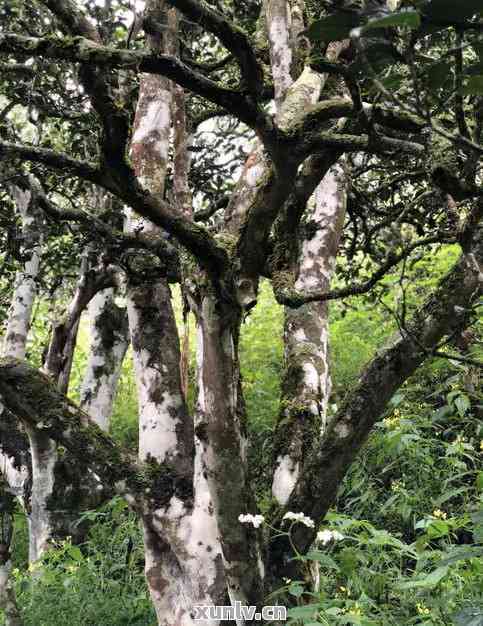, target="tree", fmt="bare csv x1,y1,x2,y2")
0,0,482,623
